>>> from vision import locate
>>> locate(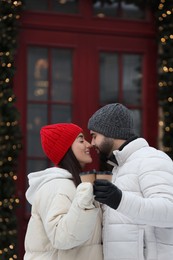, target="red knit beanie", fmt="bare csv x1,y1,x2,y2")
40,123,82,165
